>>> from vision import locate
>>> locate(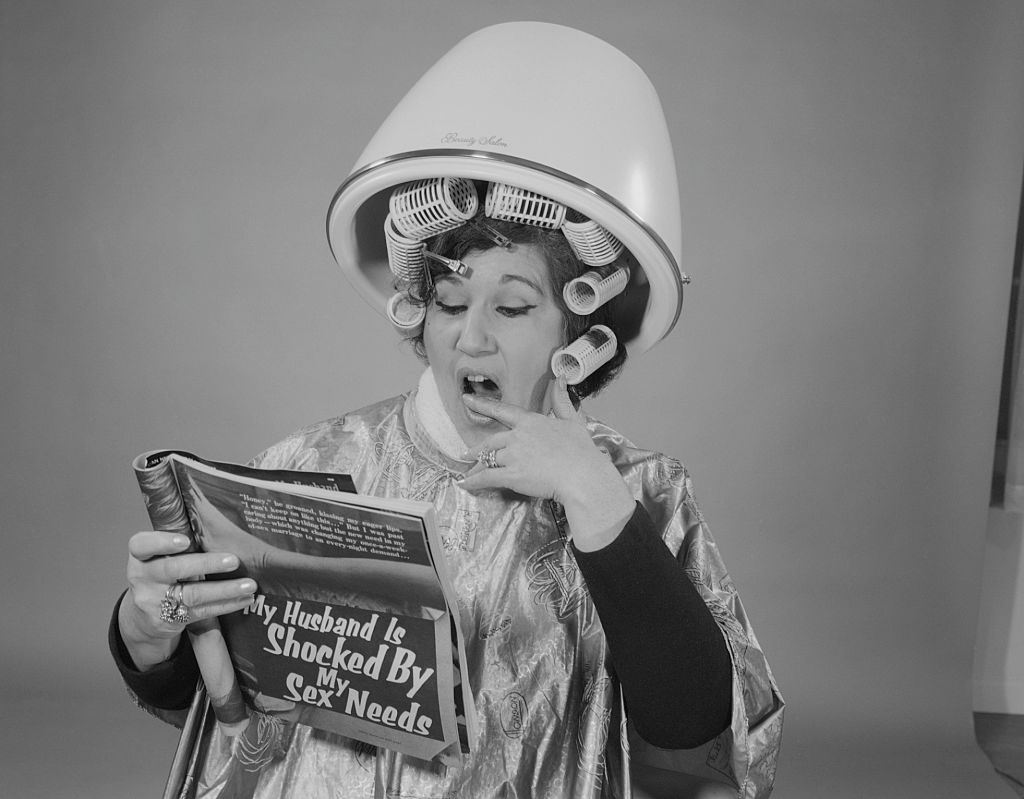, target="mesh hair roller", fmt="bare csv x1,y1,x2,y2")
384,214,428,281
385,213,468,280
485,182,566,229
550,325,617,385
389,177,479,239
563,264,631,315
561,213,624,266
386,292,426,332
